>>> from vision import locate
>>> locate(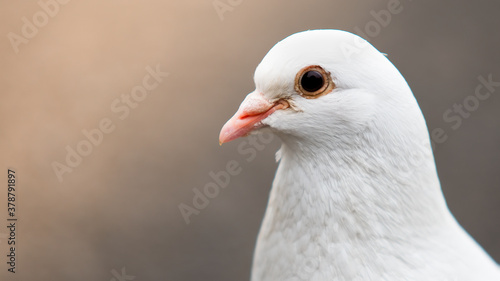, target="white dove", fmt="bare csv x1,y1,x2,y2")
219,30,500,281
